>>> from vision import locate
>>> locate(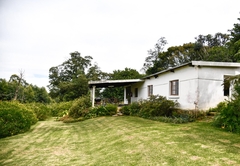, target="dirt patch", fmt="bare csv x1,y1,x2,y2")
52,147,71,156
218,139,231,144
200,144,209,149
166,141,176,145
221,157,237,165
179,127,191,130
233,143,240,148
190,156,201,161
